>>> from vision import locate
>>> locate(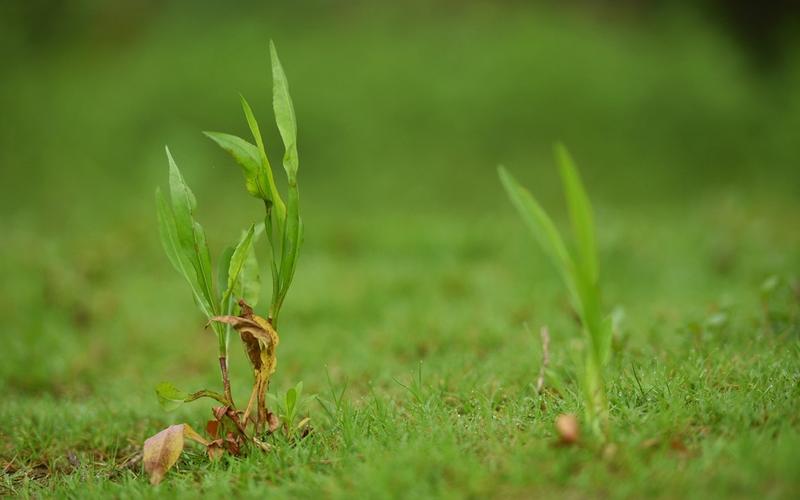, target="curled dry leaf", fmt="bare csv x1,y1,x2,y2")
143,423,207,485
224,432,242,455
555,414,580,445
210,300,279,431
